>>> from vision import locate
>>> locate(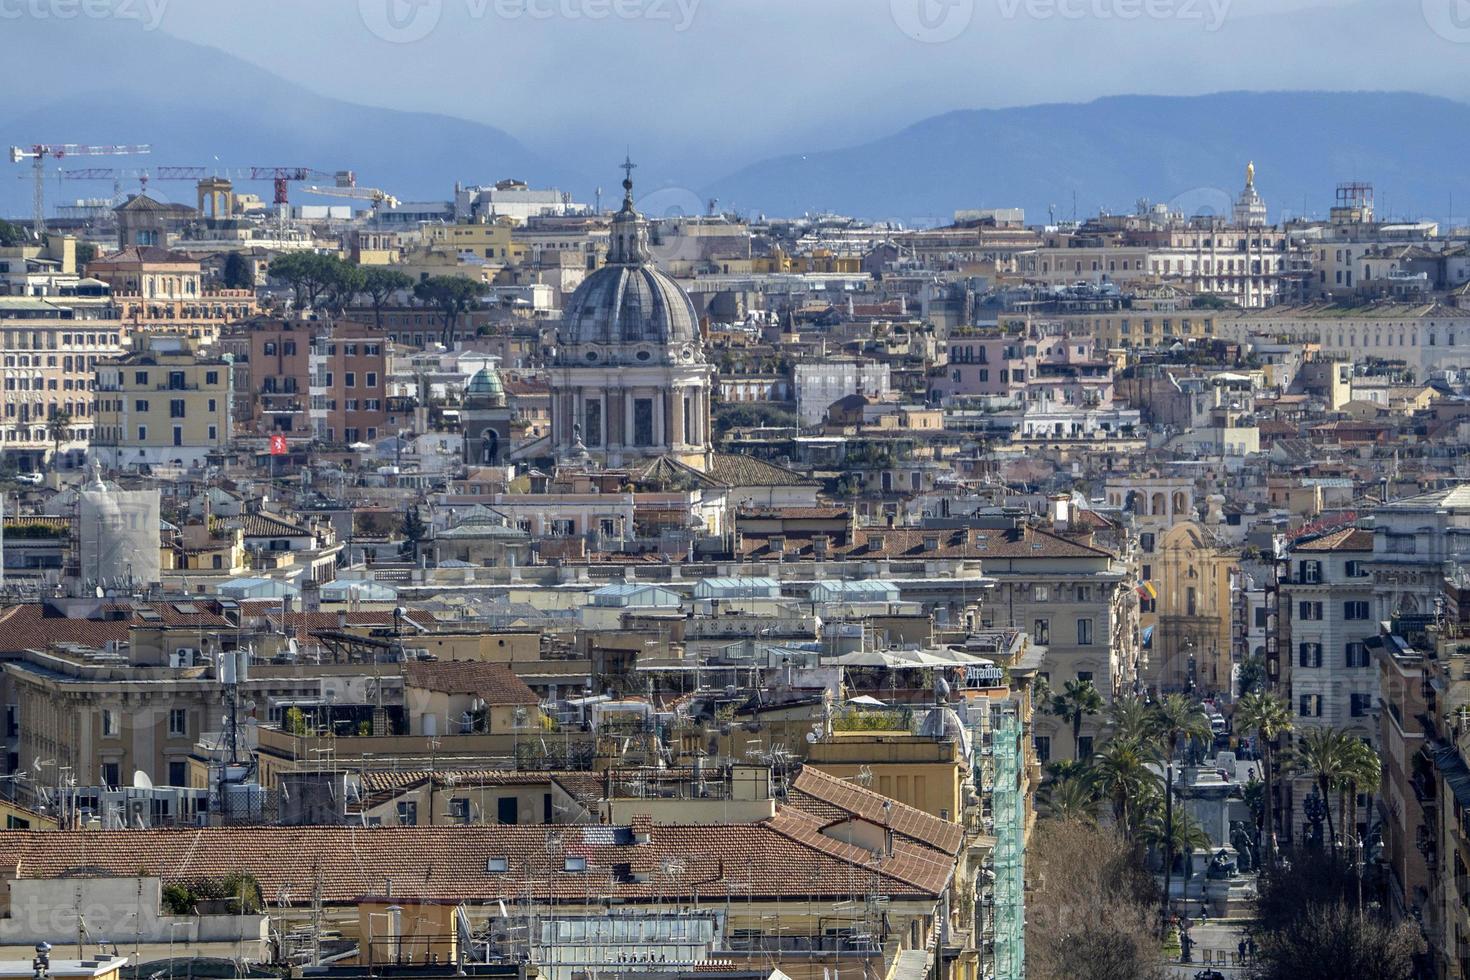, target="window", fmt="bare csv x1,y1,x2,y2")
206,371,219,385
486,856,508,872
1032,618,1050,644
168,761,187,787
1076,735,1093,758
1301,560,1321,583
1033,585,1050,602
564,856,587,872
1298,642,1322,668
168,708,187,737
101,762,121,788
1344,601,1370,621
135,399,149,412
633,398,654,447
1298,601,1323,621
1076,671,1093,683
1076,618,1094,645
134,371,148,384
1350,693,1373,717
397,801,418,826
584,400,602,448
345,372,356,388
173,426,183,447
1034,736,1051,763
1345,560,1366,577
1345,642,1370,668
366,372,377,387
170,399,186,418
102,709,119,737
1298,694,1322,718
